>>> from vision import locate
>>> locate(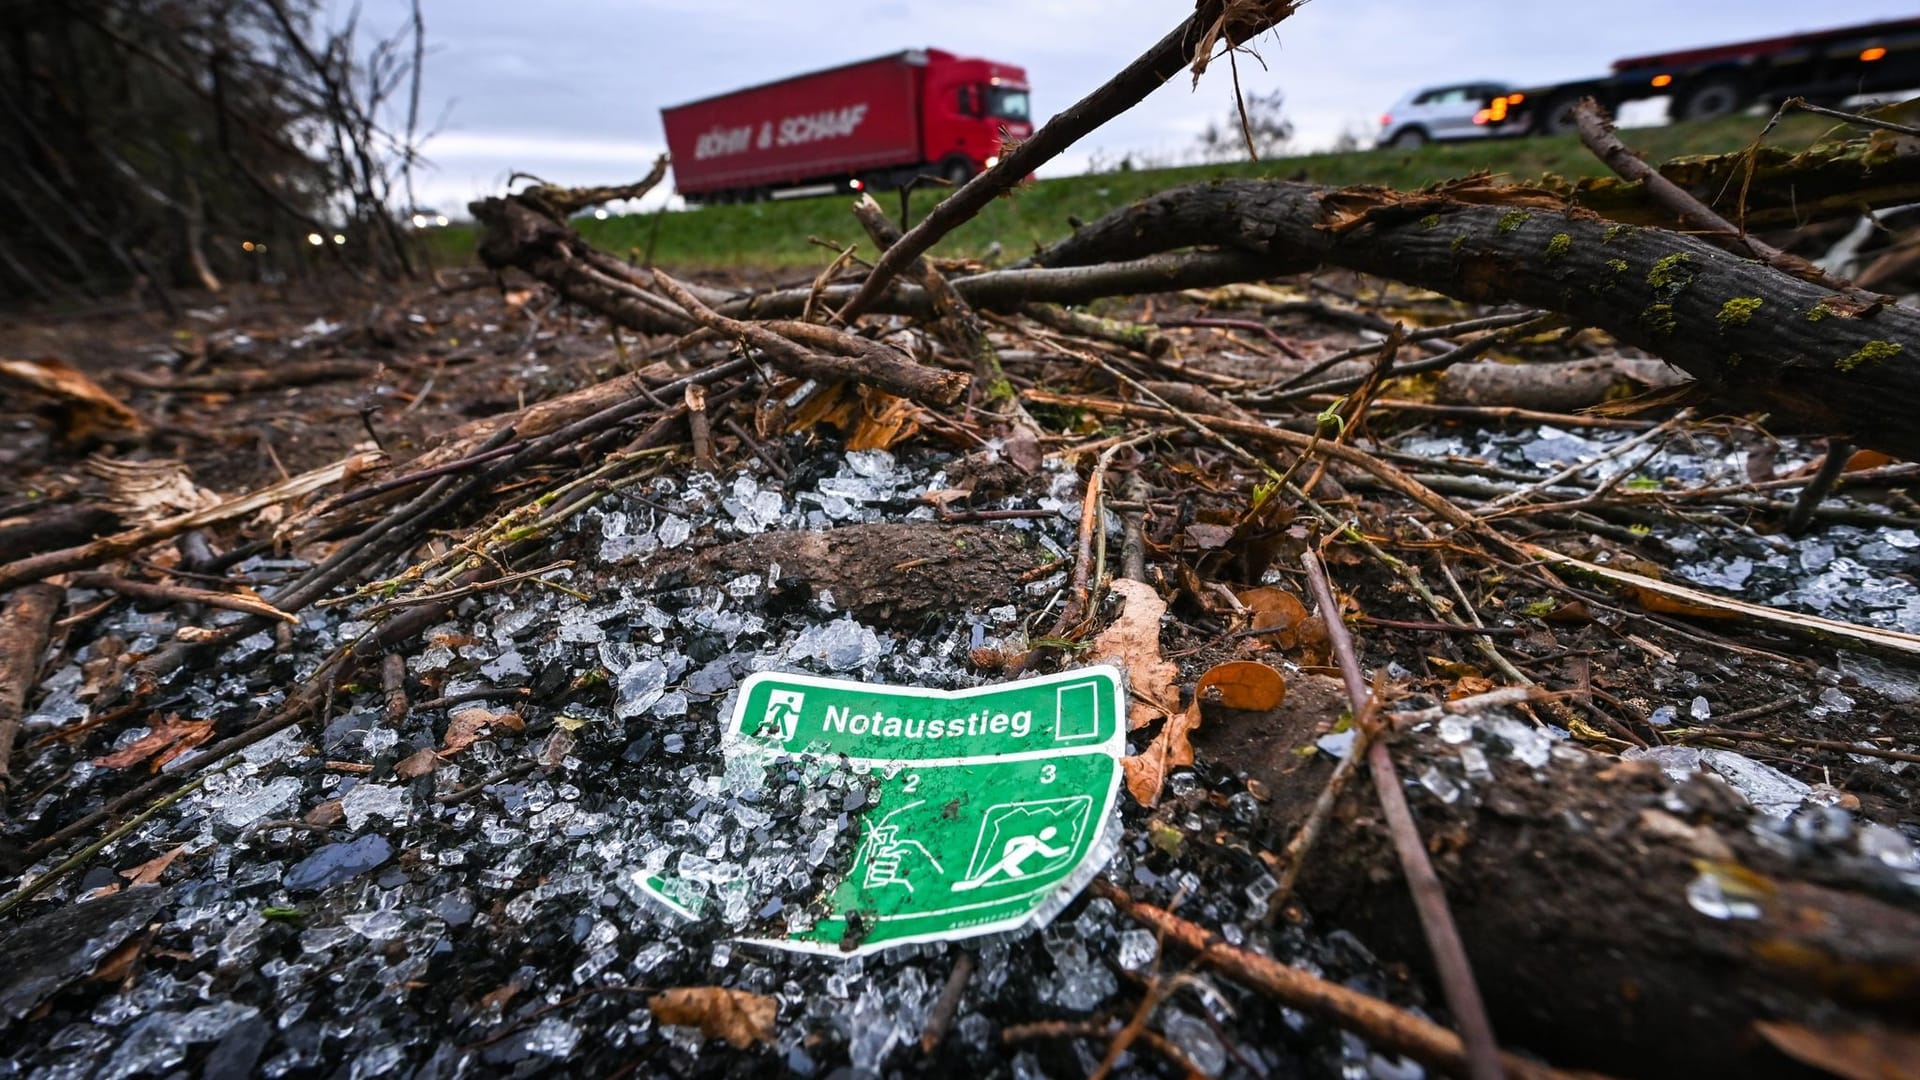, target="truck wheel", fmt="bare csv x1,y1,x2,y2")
1385,127,1428,149
1676,75,1746,121
941,158,974,186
